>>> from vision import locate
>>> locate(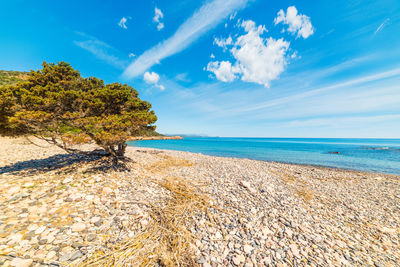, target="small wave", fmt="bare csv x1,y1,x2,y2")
362,146,400,151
